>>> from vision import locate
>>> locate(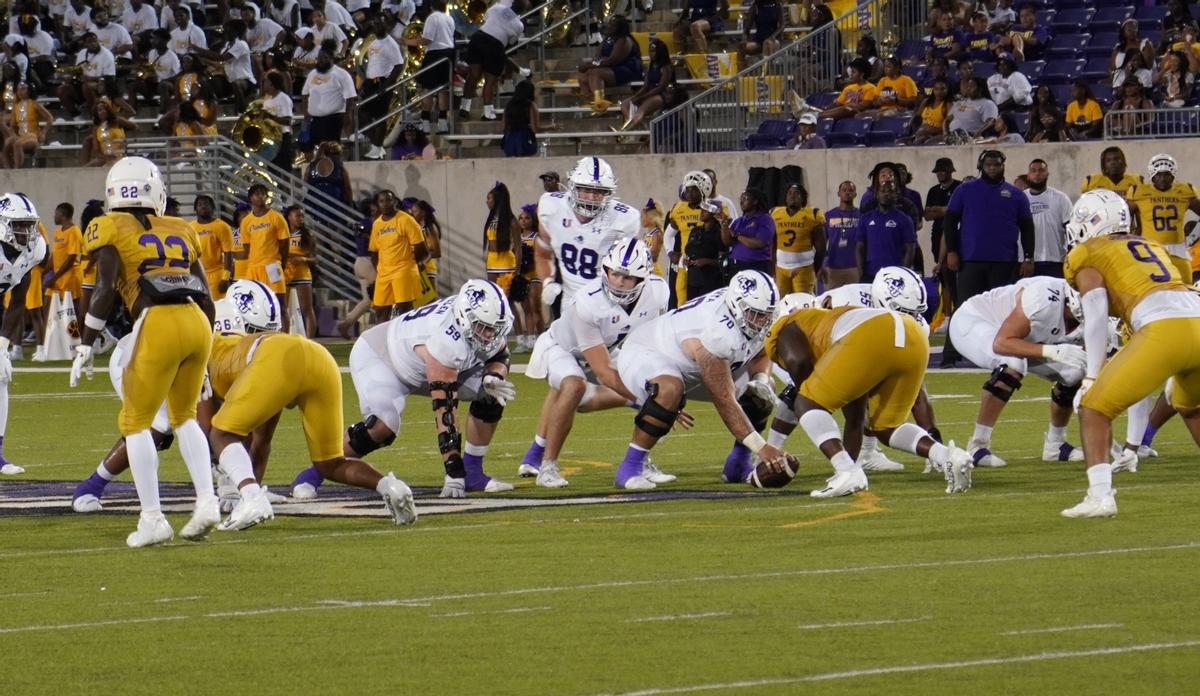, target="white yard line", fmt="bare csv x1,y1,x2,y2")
591,641,1200,696
1000,623,1126,636
629,612,733,623
797,616,930,630
433,606,553,618
0,615,189,634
